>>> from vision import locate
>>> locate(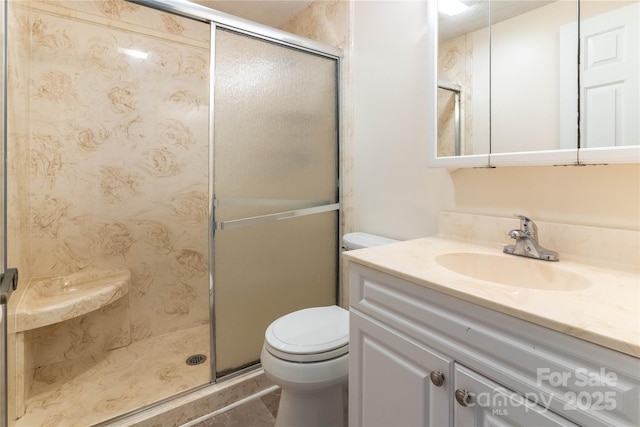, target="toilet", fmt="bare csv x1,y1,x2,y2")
260,232,398,427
